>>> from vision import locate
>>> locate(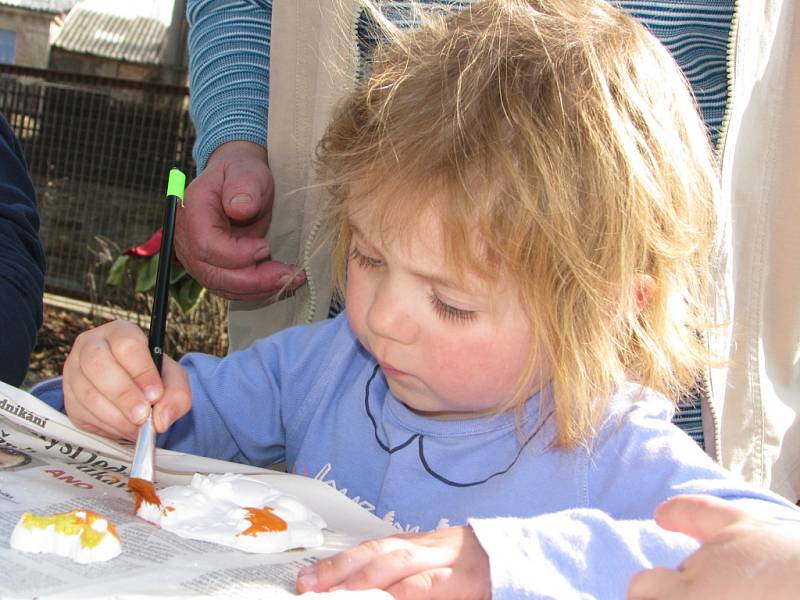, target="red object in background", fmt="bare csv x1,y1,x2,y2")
126,229,182,266
126,228,163,257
